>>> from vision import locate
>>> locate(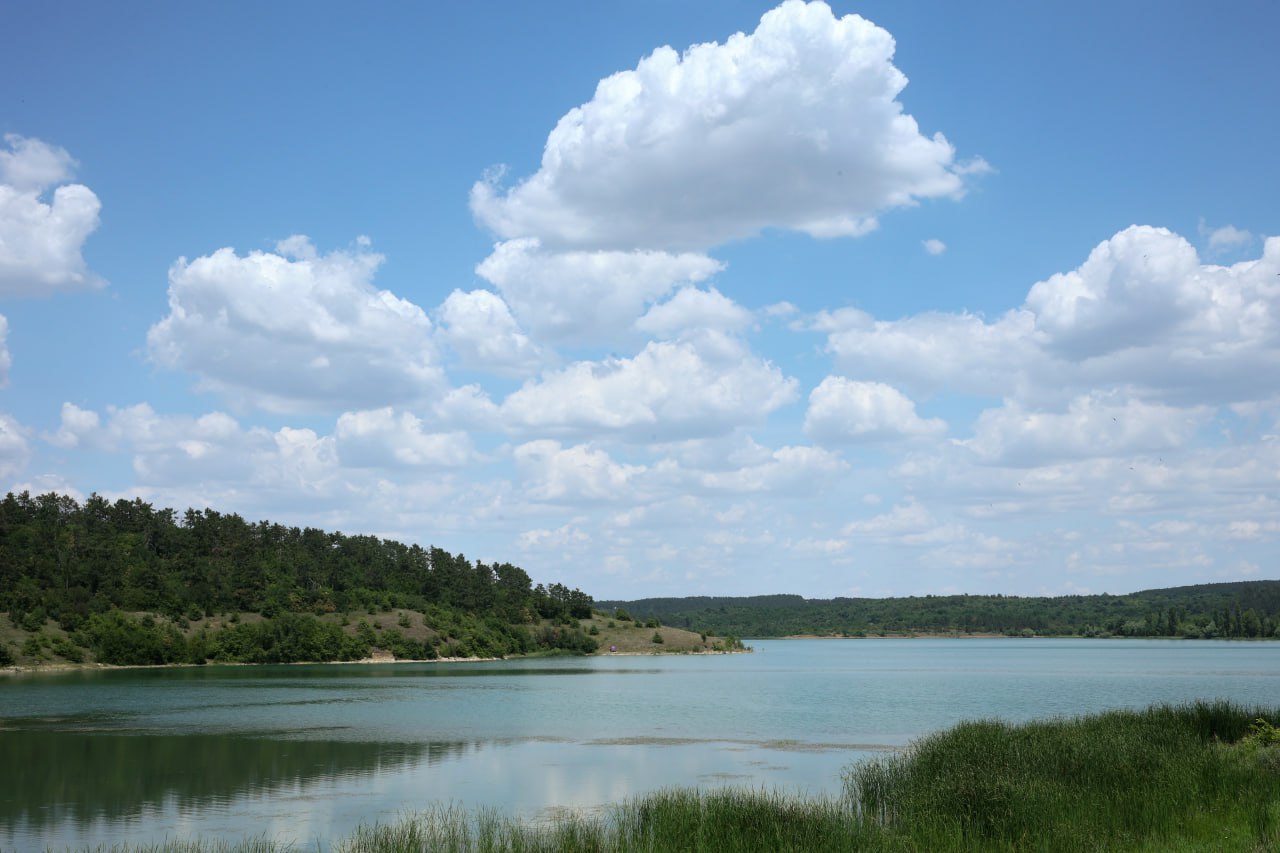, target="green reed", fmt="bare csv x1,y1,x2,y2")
845,699,1280,851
